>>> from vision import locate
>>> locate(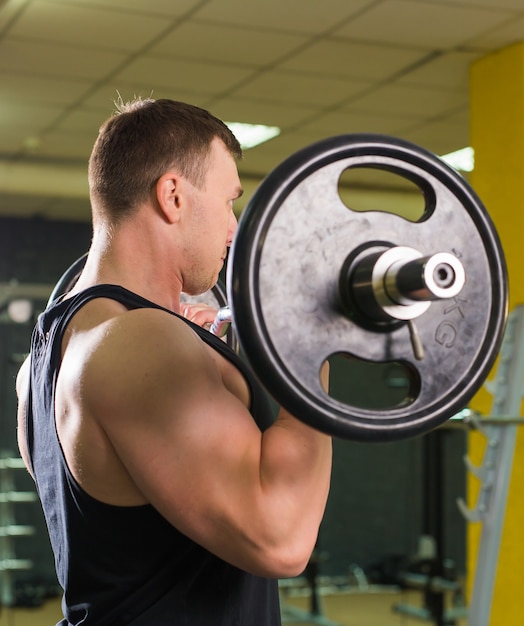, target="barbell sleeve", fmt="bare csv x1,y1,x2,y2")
210,305,232,338
345,246,467,323
385,252,466,304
